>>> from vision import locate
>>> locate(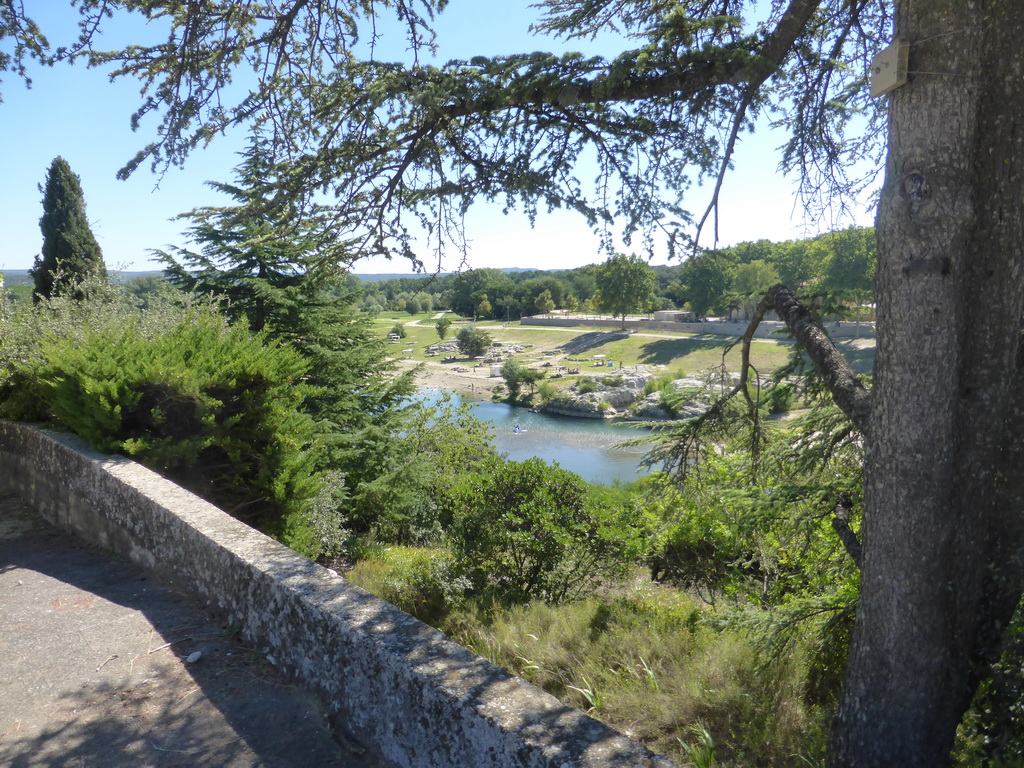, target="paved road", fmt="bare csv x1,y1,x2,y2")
0,494,372,768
